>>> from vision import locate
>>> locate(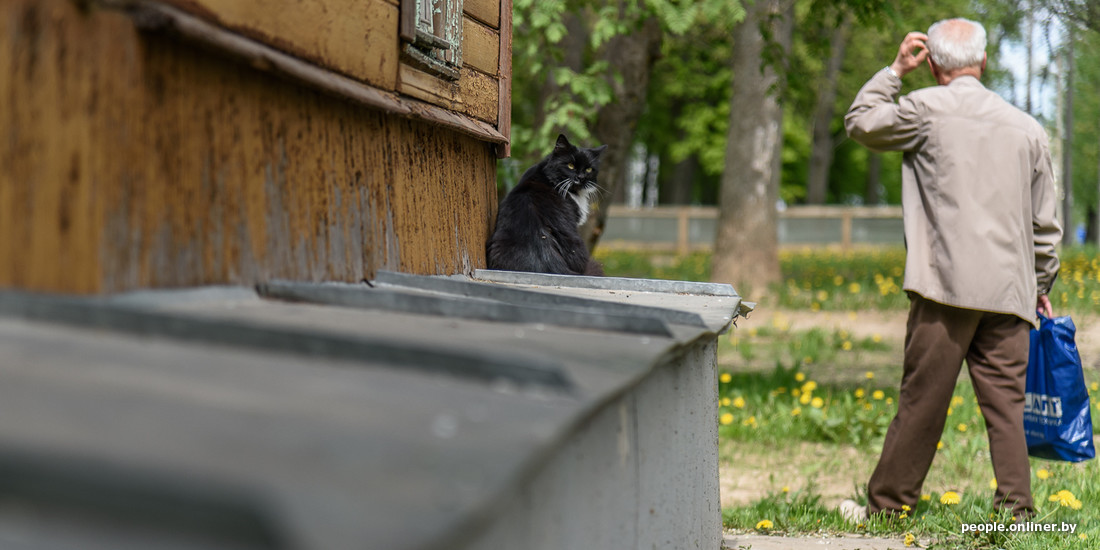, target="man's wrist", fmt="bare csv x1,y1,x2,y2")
884,65,900,79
